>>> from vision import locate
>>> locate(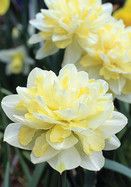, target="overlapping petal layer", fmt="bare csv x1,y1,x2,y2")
2,64,127,172
78,21,131,103
29,0,112,61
